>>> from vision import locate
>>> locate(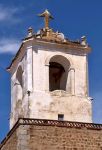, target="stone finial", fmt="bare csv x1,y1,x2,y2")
27,27,33,37
81,36,87,46
38,9,54,29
